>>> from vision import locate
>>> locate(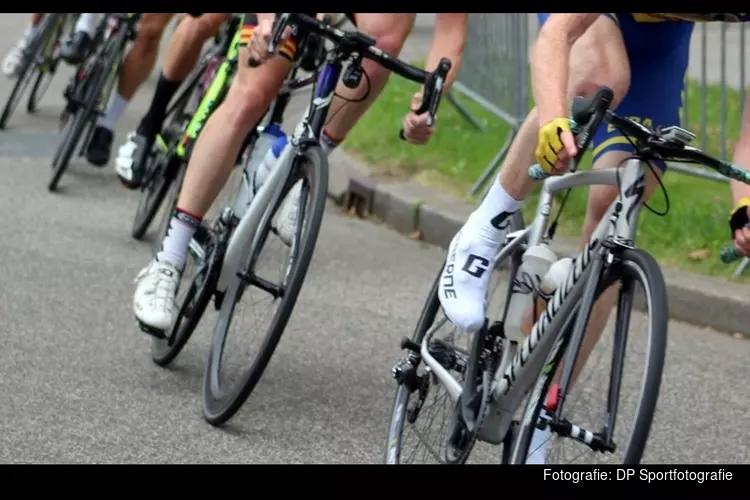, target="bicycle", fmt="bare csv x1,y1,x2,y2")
384,86,750,465
144,12,450,426
48,13,139,192
0,13,77,130
130,14,244,241
148,16,326,367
